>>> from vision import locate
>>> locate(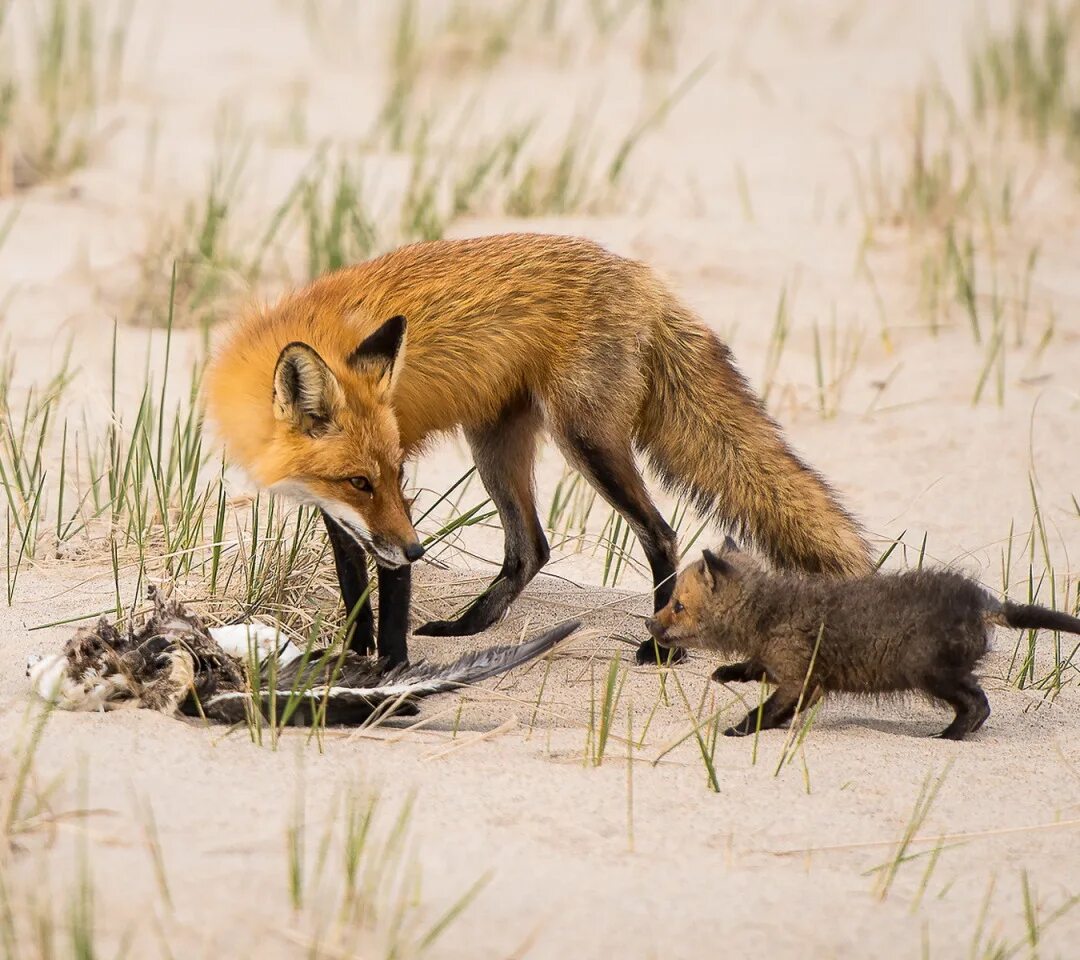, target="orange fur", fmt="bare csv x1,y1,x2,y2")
204,233,871,583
